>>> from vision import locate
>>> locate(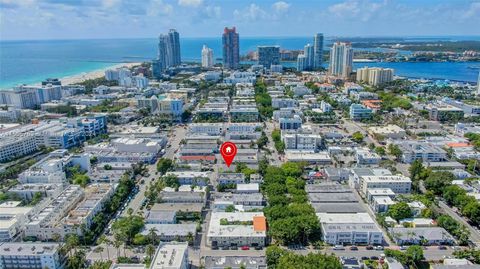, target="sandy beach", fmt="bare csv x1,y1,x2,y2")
59,62,142,85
